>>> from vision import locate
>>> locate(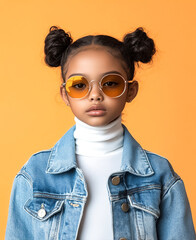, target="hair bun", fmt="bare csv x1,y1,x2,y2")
44,26,73,67
123,27,156,63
